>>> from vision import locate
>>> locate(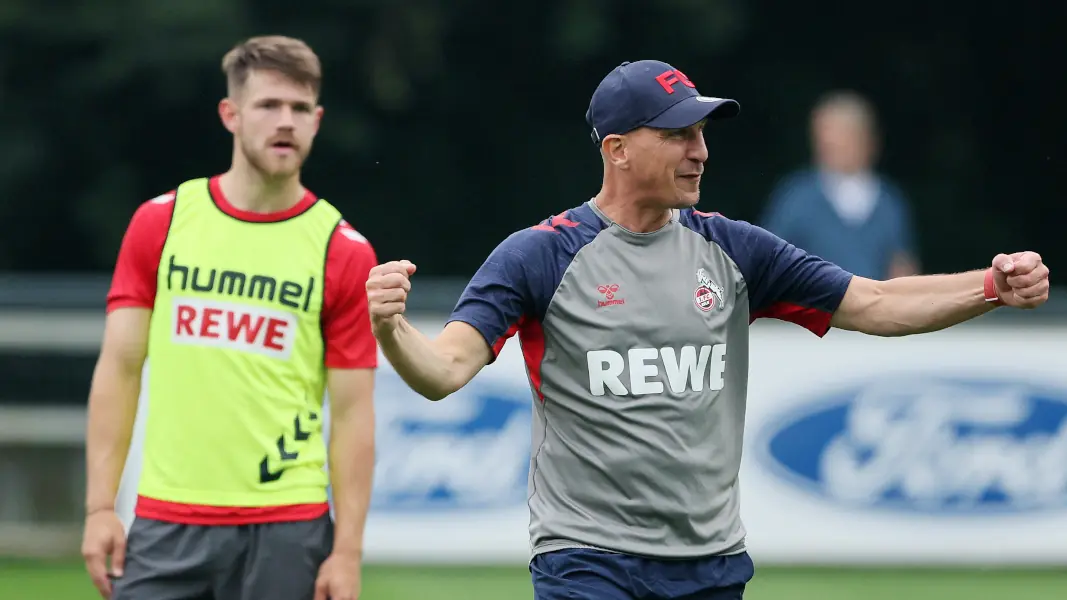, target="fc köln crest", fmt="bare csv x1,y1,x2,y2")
694,268,725,312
